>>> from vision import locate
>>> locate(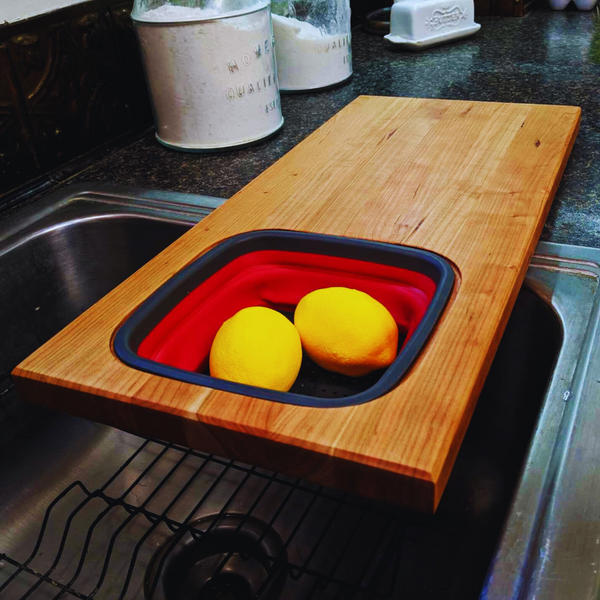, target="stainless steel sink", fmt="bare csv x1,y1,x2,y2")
0,184,599,600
